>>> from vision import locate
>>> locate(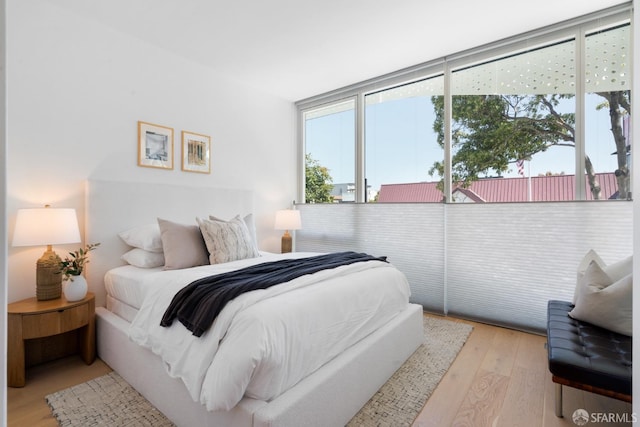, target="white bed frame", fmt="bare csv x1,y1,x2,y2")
86,179,424,427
